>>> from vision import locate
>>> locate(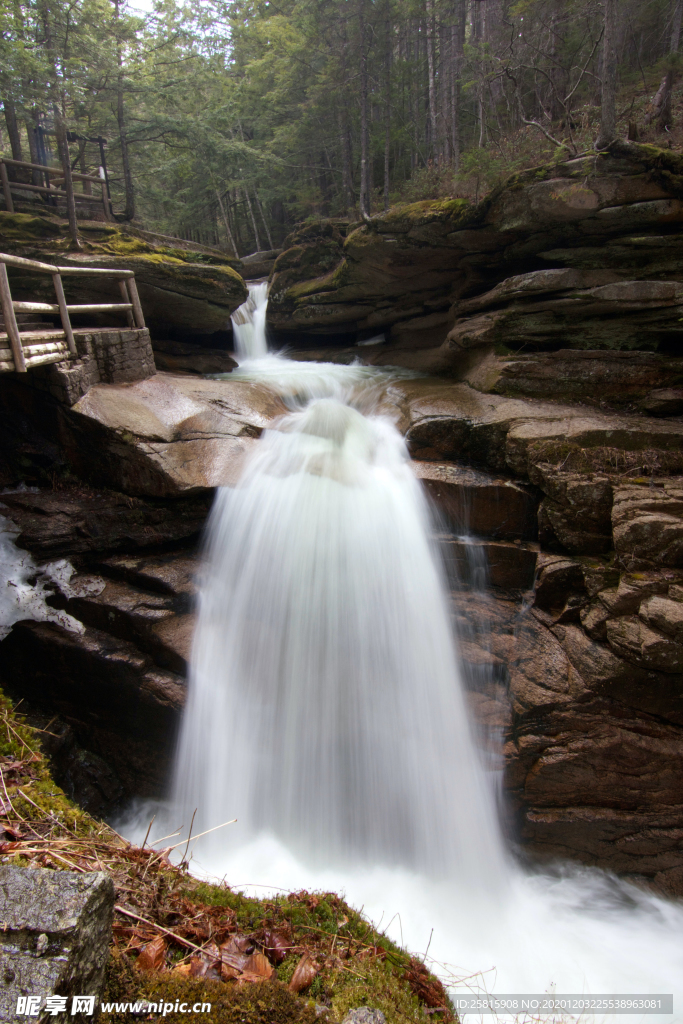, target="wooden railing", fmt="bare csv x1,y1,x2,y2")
0,157,111,220
0,252,145,373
